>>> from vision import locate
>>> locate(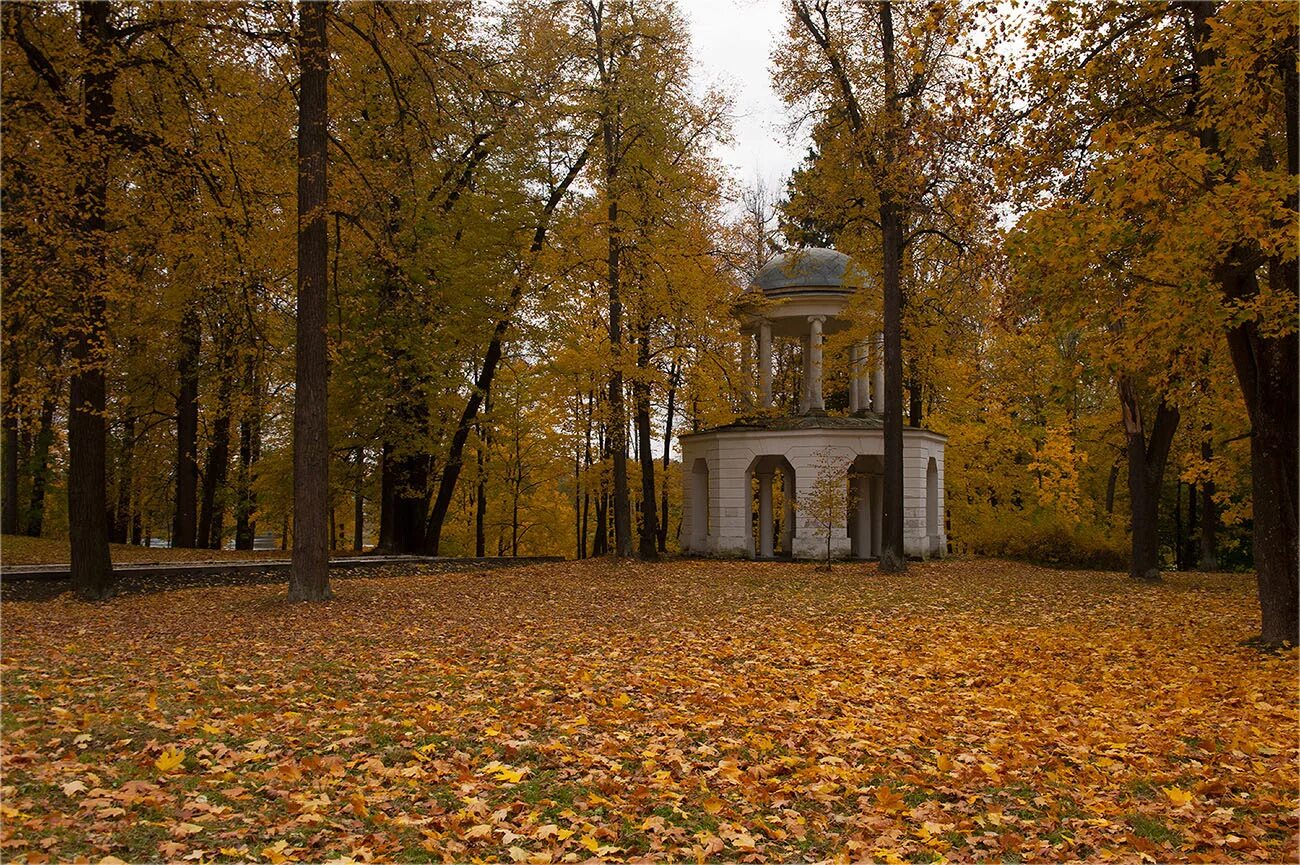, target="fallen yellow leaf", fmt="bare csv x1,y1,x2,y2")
154,748,185,773
493,765,528,783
